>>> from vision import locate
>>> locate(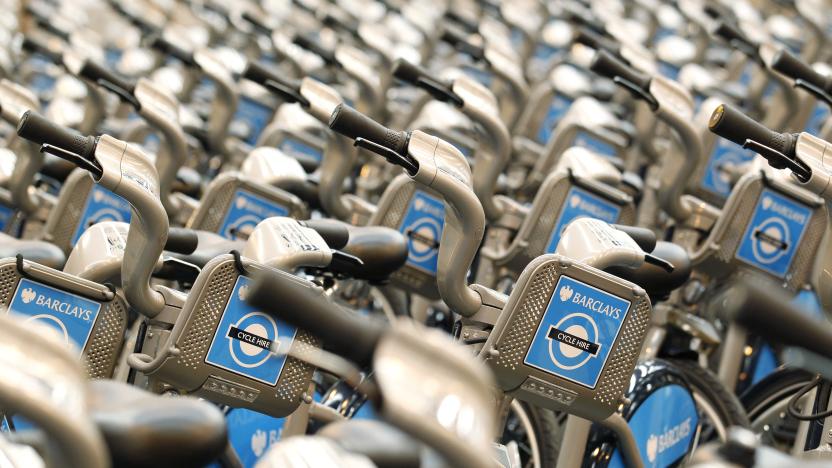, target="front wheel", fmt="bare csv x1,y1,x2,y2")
500,400,563,468
740,367,814,452
586,359,748,467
